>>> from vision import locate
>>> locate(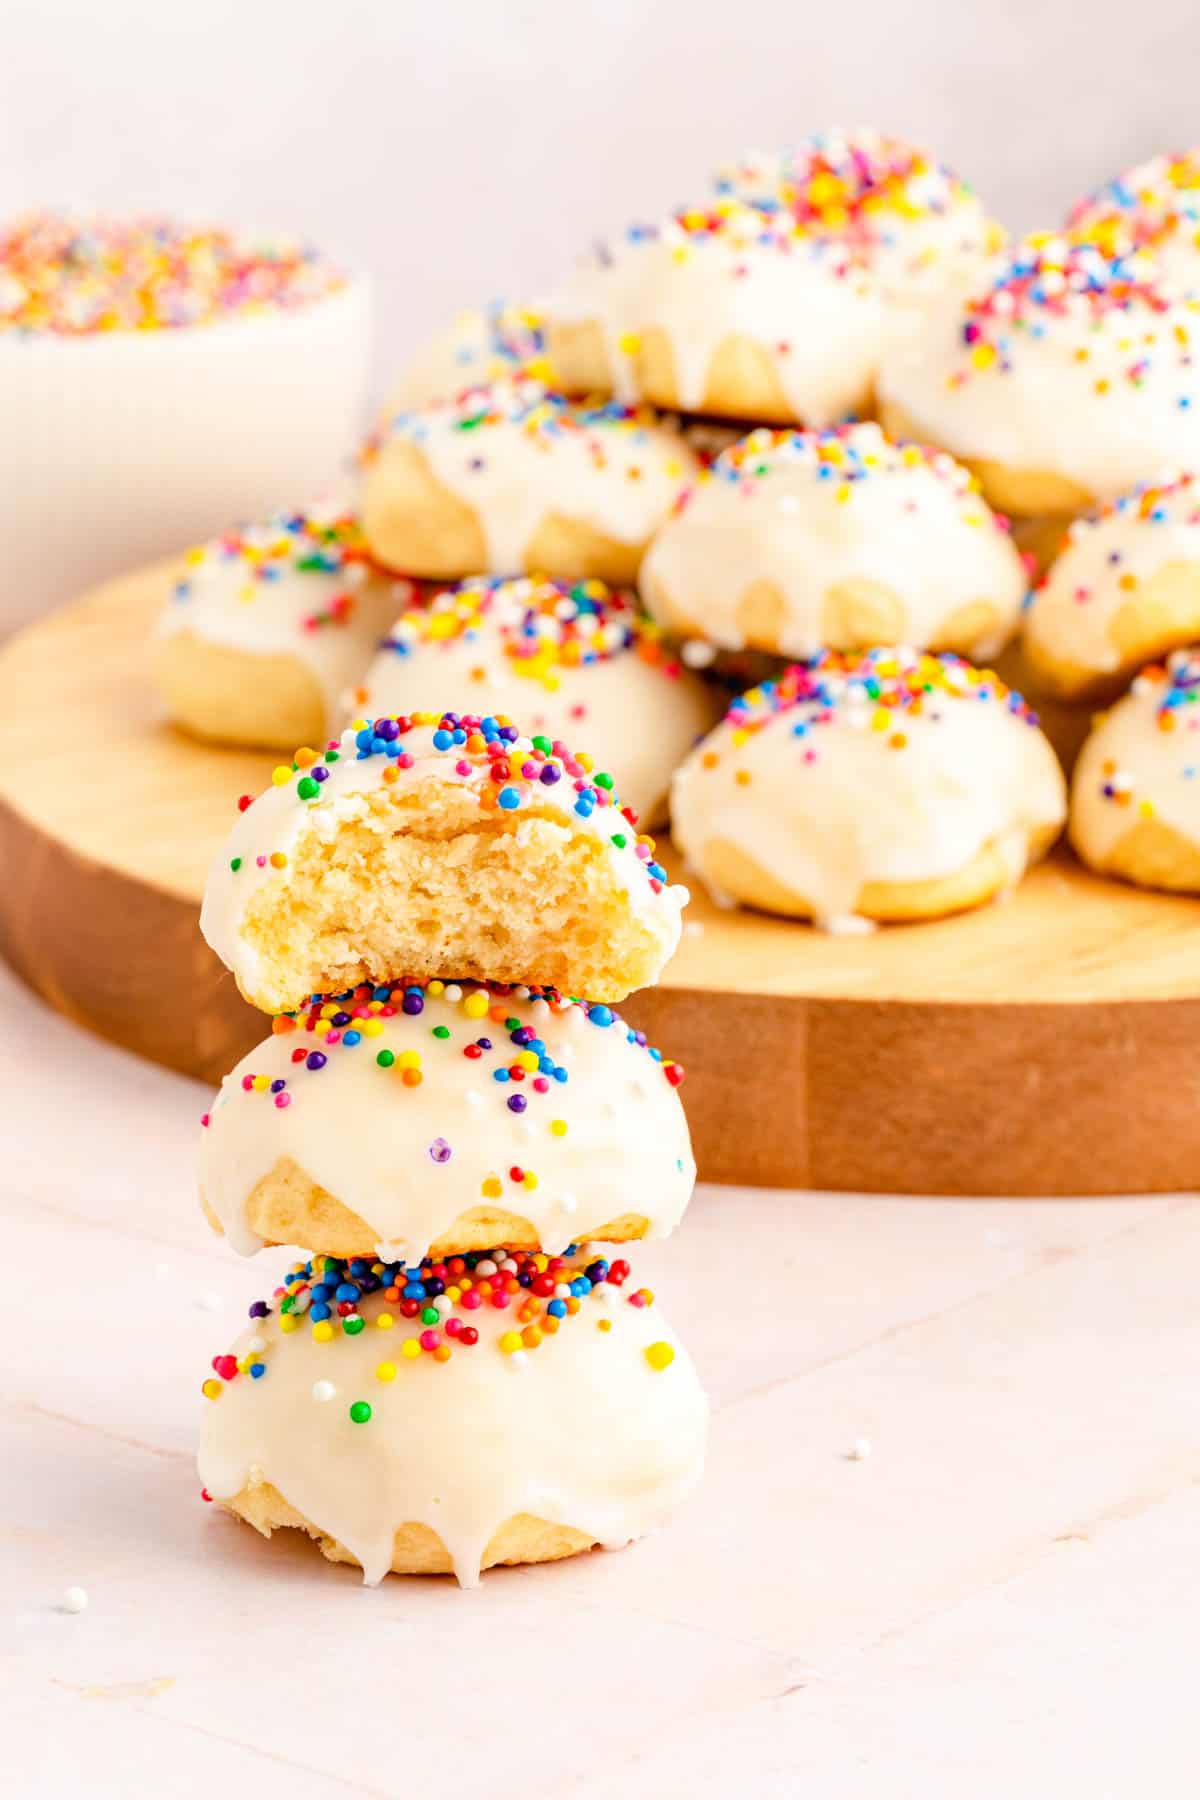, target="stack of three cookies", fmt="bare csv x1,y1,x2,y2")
194,708,708,1586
